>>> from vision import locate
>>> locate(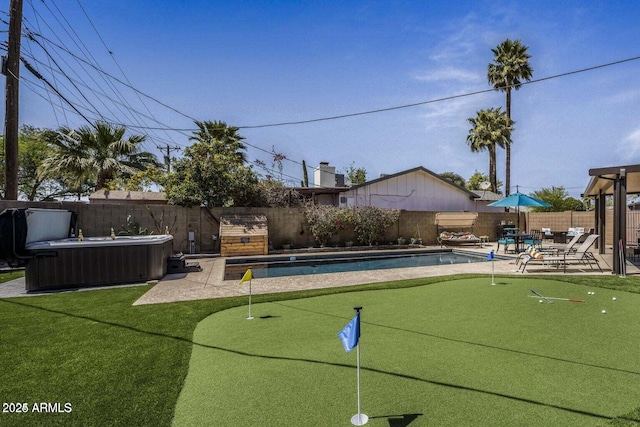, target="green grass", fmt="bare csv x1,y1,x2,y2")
1,273,640,426
0,269,24,283
173,277,640,426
